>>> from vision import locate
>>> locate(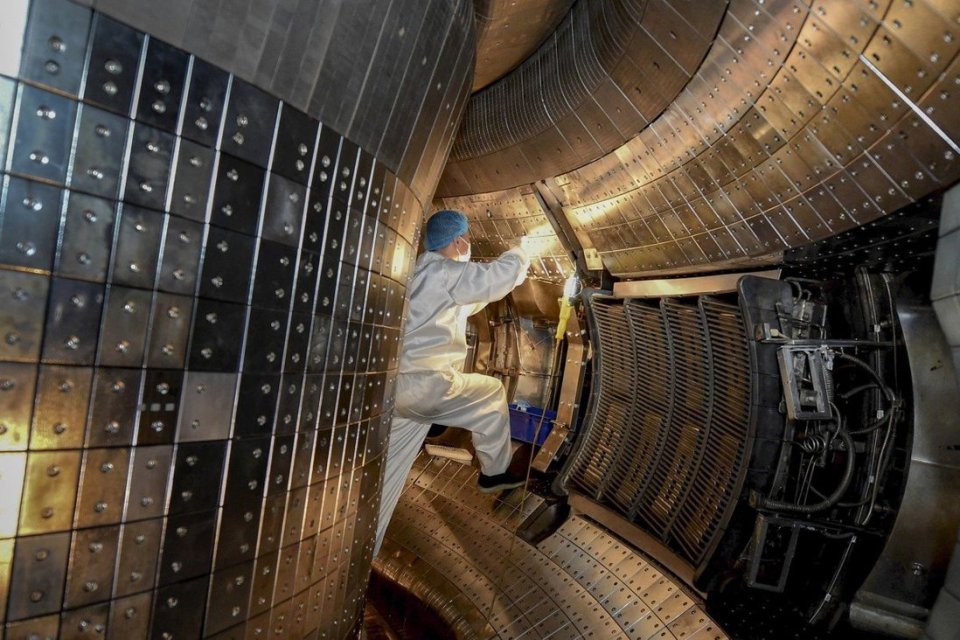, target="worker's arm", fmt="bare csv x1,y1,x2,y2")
447,247,530,307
